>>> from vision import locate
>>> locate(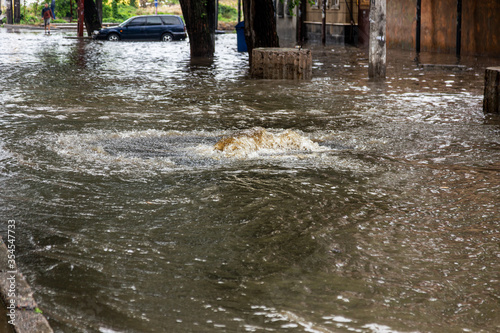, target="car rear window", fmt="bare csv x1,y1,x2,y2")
161,16,181,25
146,17,163,26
